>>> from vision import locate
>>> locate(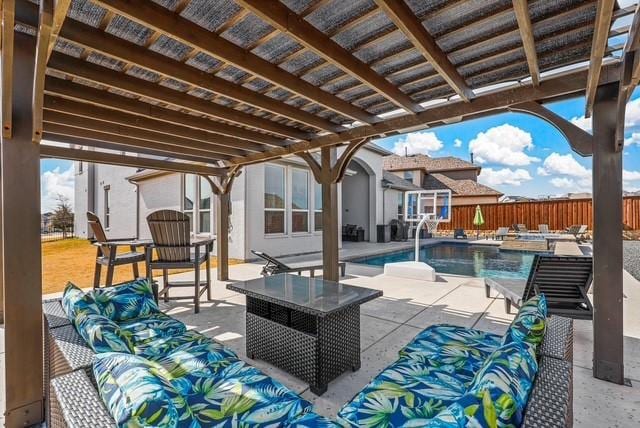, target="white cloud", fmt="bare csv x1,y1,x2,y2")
392,131,444,156
624,132,640,146
624,170,640,181
41,165,74,213
468,124,540,166
453,138,463,148
570,115,591,133
537,152,591,179
479,167,532,186
550,177,578,189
